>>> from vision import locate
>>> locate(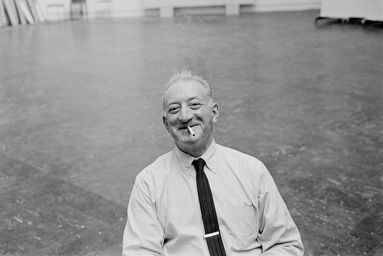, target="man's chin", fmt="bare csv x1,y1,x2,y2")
175,139,201,155
171,130,196,141
173,134,200,147
179,136,198,144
